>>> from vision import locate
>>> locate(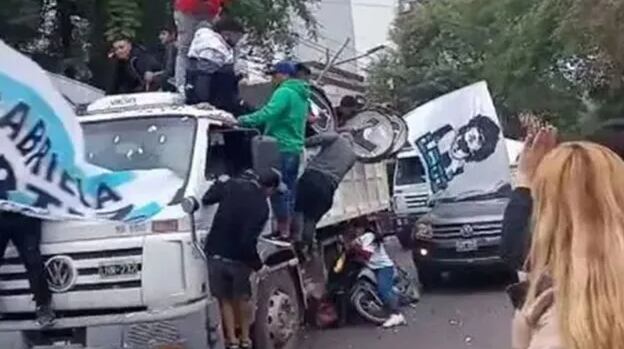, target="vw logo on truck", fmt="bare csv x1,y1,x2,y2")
45,255,77,293
460,224,474,238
